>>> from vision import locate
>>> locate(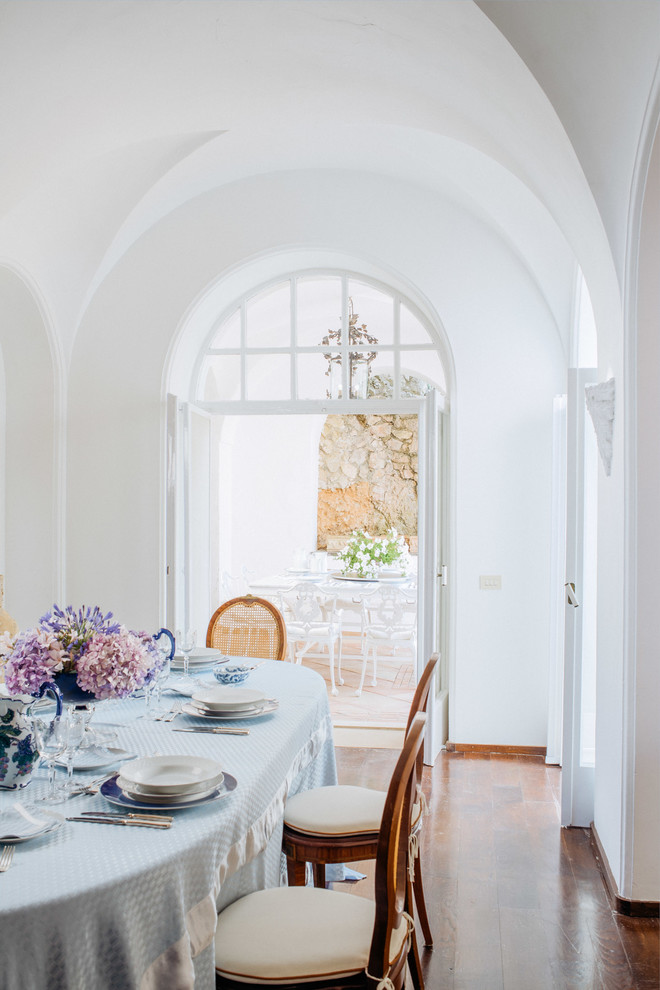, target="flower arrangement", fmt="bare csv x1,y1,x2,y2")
337,529,410,579
0,605,163,700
